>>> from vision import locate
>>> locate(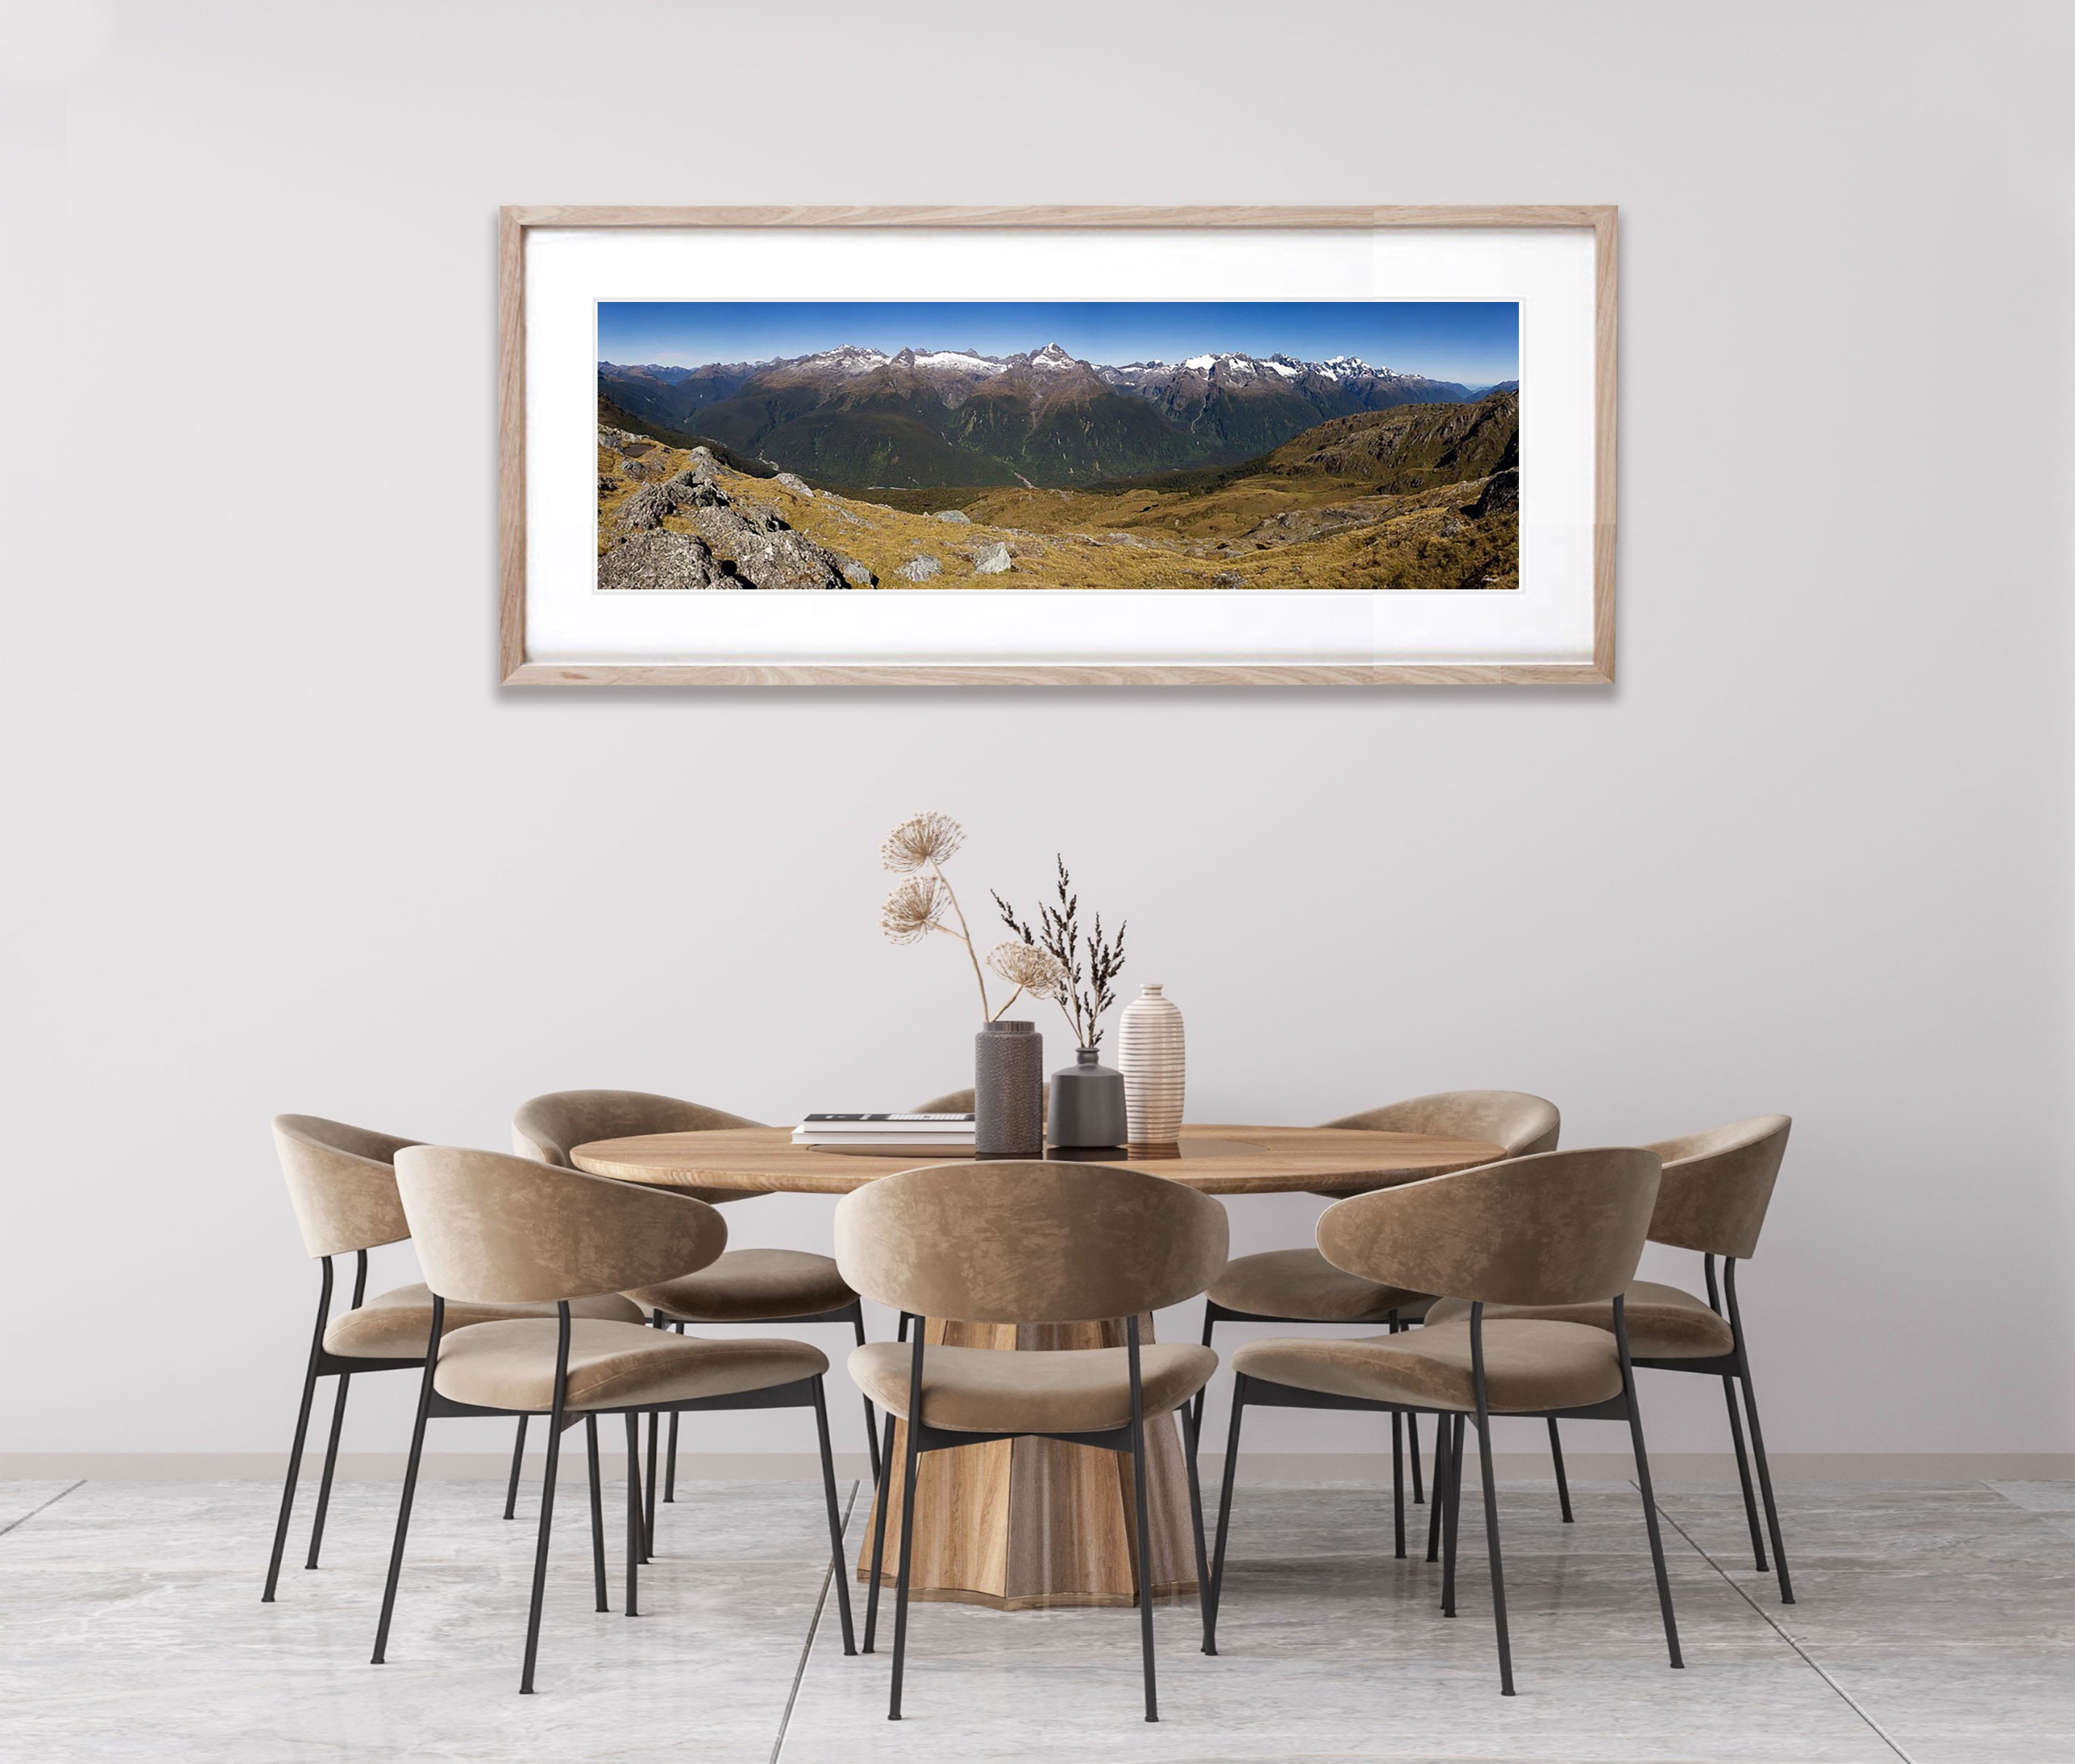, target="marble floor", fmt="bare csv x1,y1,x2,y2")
0,1473,2068,1763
